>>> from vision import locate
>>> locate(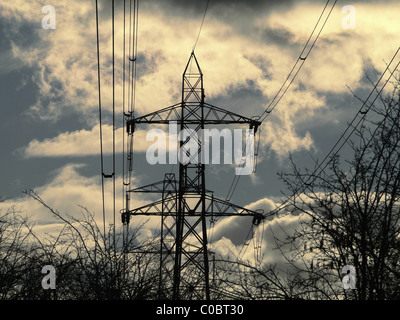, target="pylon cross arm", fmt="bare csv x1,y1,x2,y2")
126,103,261,129
124,194,267,220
